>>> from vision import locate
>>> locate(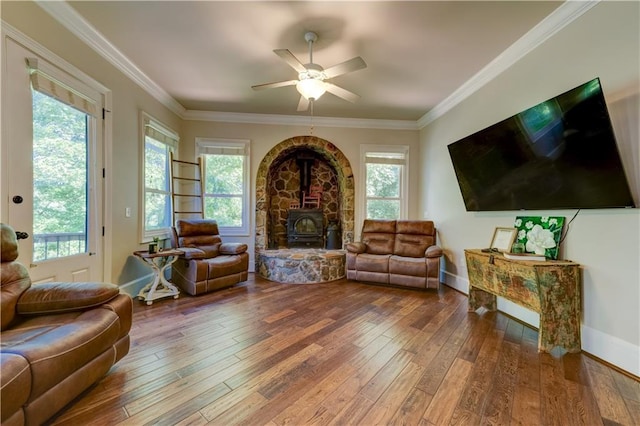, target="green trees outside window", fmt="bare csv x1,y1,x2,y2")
144,137,171,232
203,154,244,227
32,90,88,260
366,162,401,219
